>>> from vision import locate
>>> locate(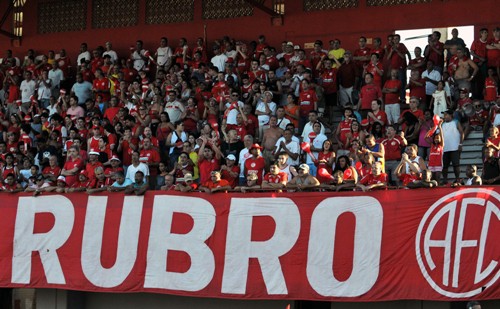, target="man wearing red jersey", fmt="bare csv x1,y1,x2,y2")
197,136,222,184
92,69,110,103
61,146,83,187
381,125,407,185
382,69,402,124
85,149,103,180
425,31,444,73
310,40,328,78
317,57,340,120
262,162,288,190
357,161,387,191
353,36,371,80
199,170,231,193
358,73,382,116
244,143,266,185
42,155,61,185
139,137,161,188
220,154,240,188
364,53,384,88
387,34,410,102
